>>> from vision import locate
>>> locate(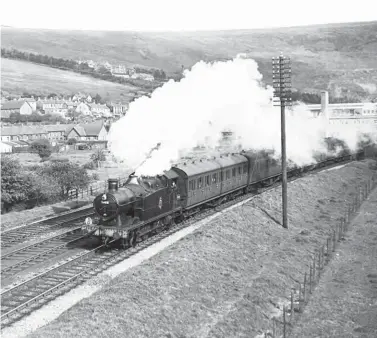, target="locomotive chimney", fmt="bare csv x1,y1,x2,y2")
108,178,119,192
